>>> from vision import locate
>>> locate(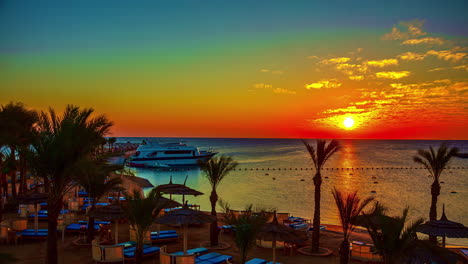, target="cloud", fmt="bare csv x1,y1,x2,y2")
307,55,319,59
376,71,410,79
273,88,296,94
382,19,426,40
305,79,342,89
260,69,269,72
398,52,426,61
271,70,283,75
349,75,364,80
323,106,365,114
428,67,446,72
402,37,444,45
426,50,466,62
453,65,468,71
321,57,351,64
335,63,368,75
366,59,399,67
254,83,272,89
